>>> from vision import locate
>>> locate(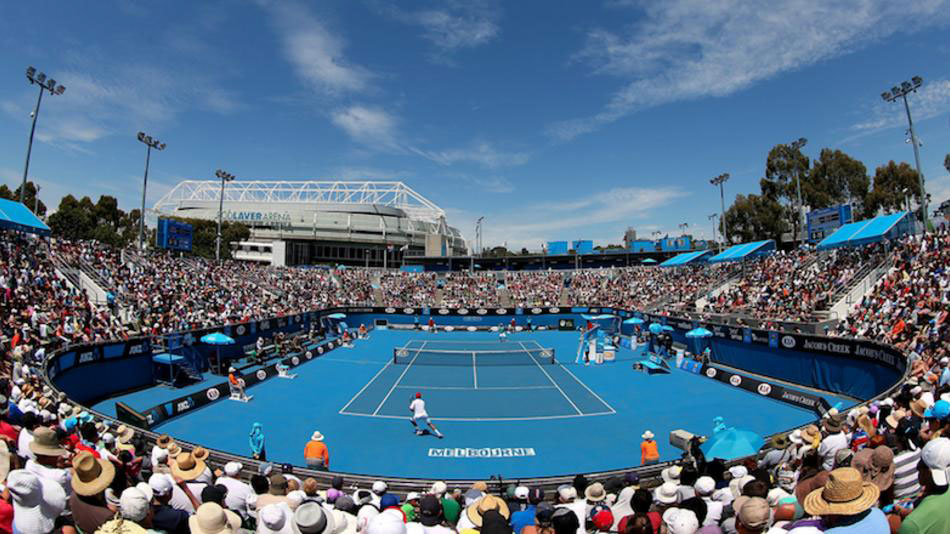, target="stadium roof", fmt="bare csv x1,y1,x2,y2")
153,181,446,223
659,250,713,267
0,198,50,236
707,240,776,263
817,211,911,250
